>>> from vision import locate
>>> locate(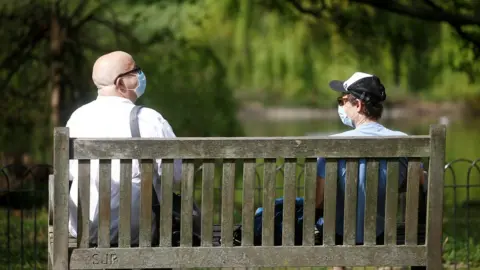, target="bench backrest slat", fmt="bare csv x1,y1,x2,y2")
343,159,358,245
241,159,256,246
139,159,153,247
220,159,235,247
201,159,215,247
282,158,297,246
385,160,400,245
261,158,276,246
71,136,431,159
119,159,133,248
77,159,90,248
364,159,379,245
99,160,112,248
180,160,195,247
322,158,338,246
405,159,422,245
302,158,317,246
159,159,174,247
